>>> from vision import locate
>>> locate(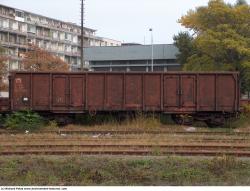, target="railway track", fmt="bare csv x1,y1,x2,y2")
0,138,249,144
1,143,250,150
1,149,250,157
0,129,249,157
0,141,250,157
0,129,249,136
